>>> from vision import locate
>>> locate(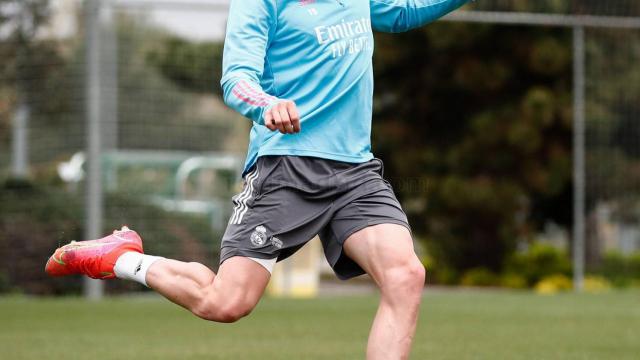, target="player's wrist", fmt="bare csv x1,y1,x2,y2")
262,99,301,134
259,99,280,125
